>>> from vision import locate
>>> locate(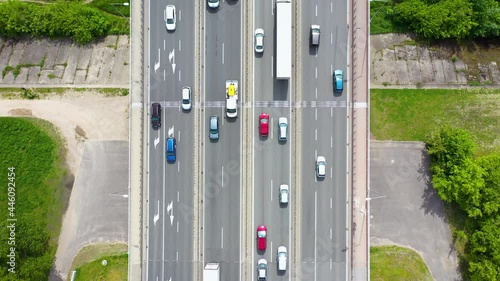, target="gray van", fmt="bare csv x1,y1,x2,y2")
310,25,320,46
209,115,219,140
